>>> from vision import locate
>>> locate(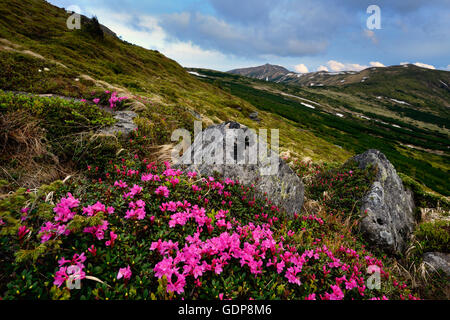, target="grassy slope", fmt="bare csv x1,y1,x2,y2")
0,0,349,167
